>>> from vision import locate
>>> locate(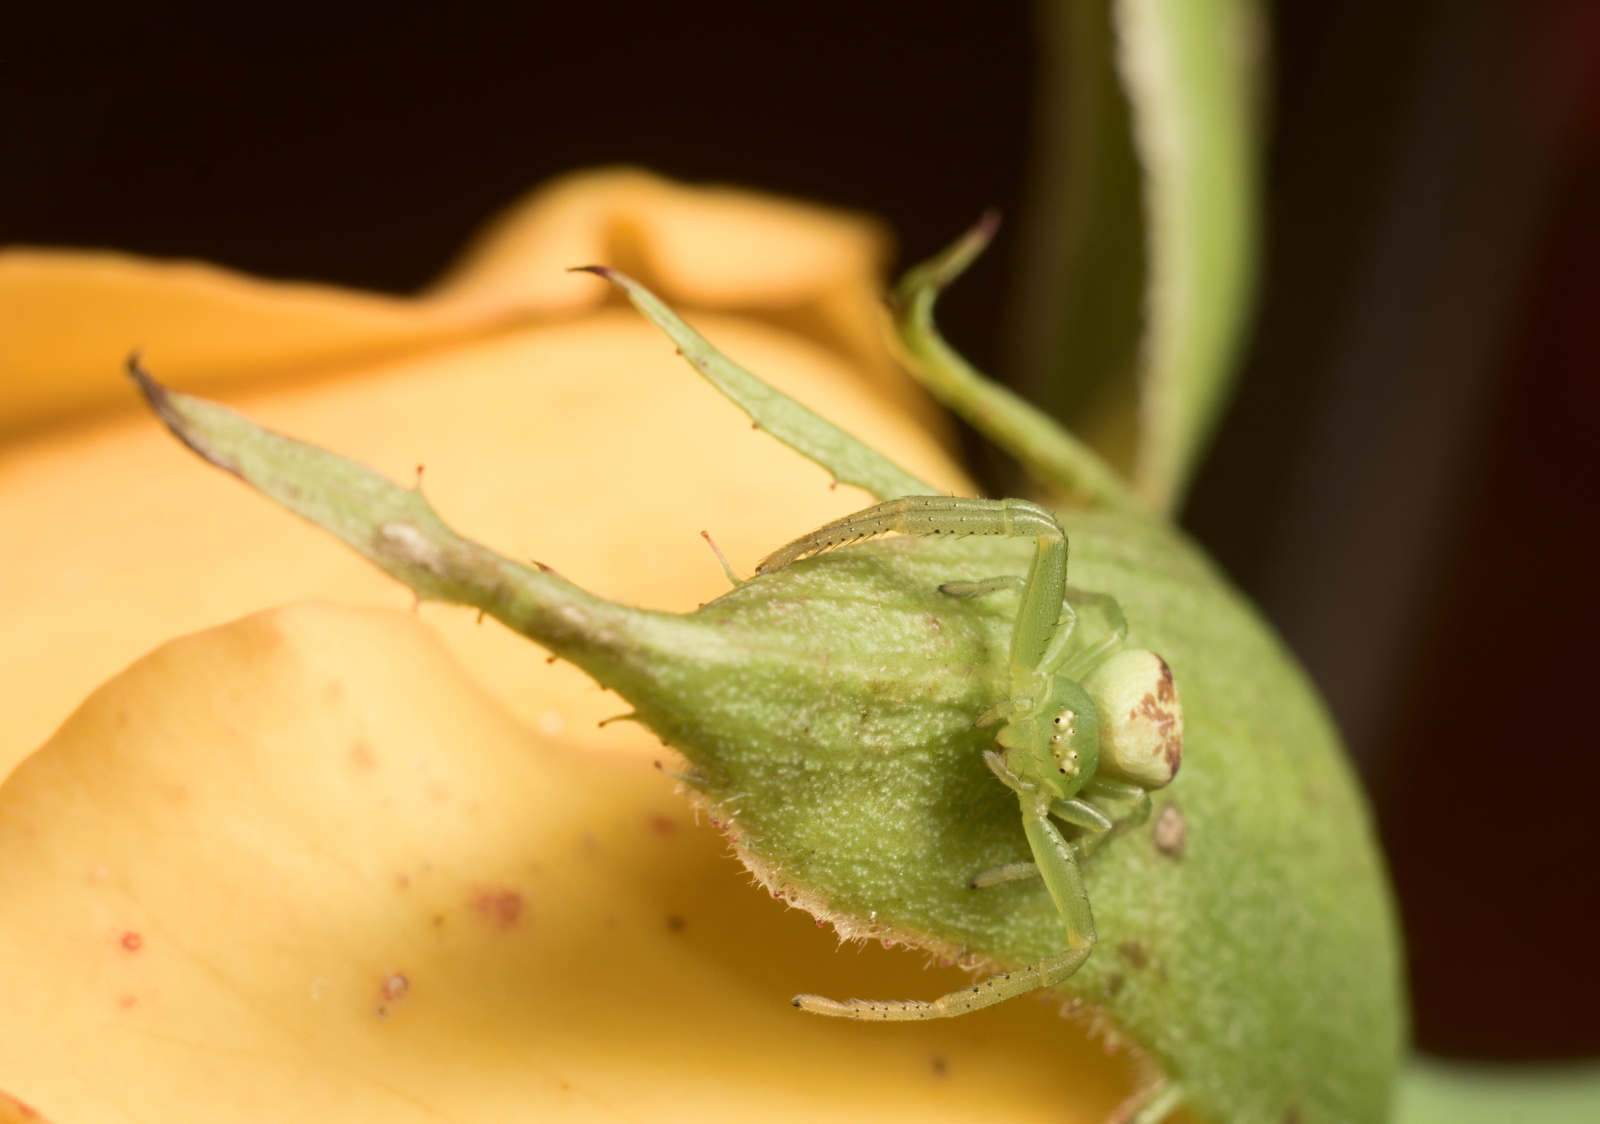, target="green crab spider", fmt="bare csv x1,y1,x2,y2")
756,495,1184,1020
